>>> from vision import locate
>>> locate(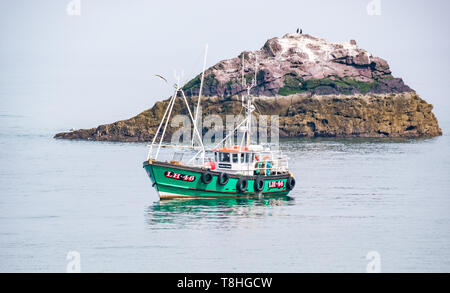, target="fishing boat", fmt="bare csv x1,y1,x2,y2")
143,47,296,199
